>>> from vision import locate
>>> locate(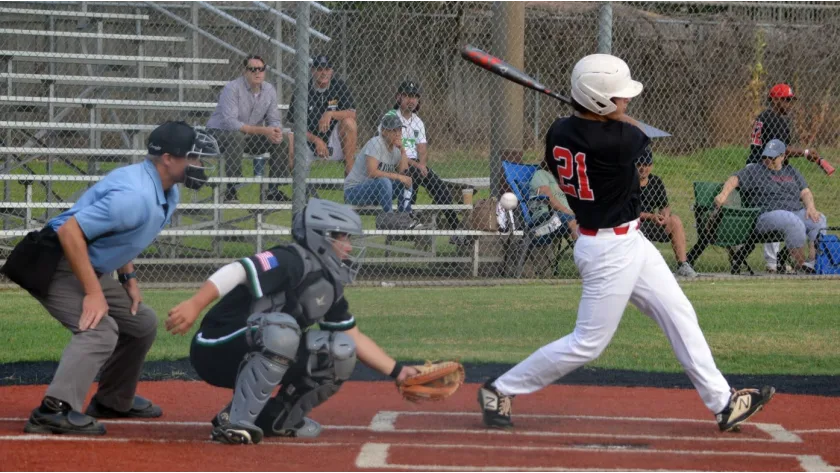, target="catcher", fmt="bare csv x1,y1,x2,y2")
166,198,462,444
